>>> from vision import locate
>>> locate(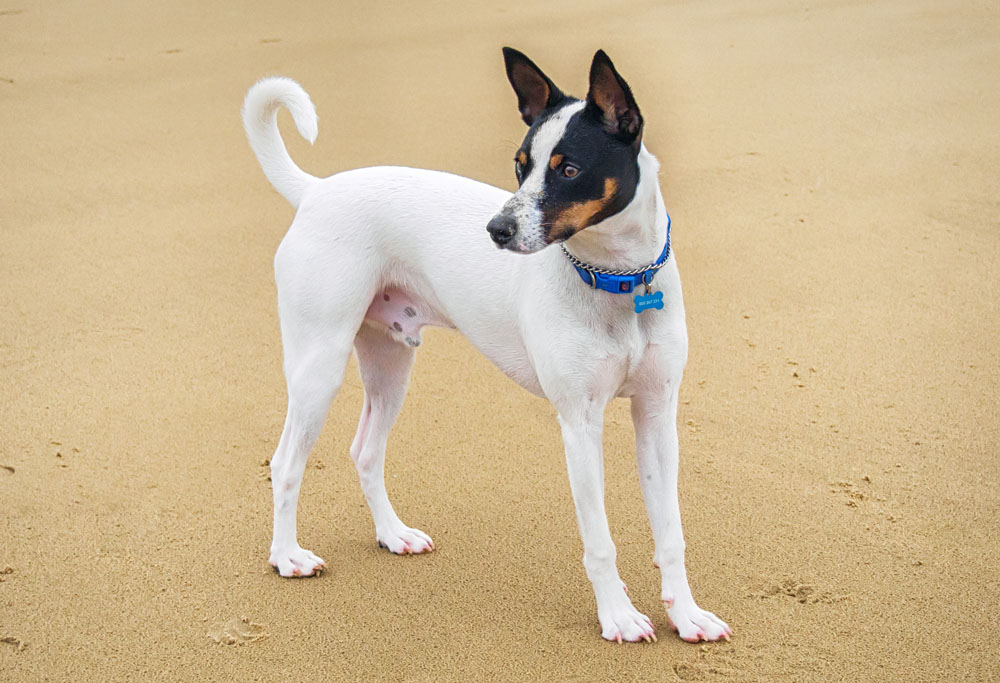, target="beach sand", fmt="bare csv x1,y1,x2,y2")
2,0,998,680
